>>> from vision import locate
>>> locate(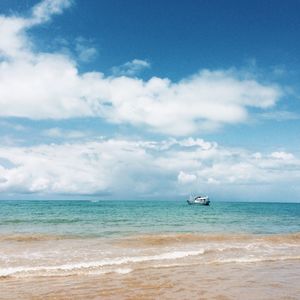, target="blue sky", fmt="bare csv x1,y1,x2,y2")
0,0,300,201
